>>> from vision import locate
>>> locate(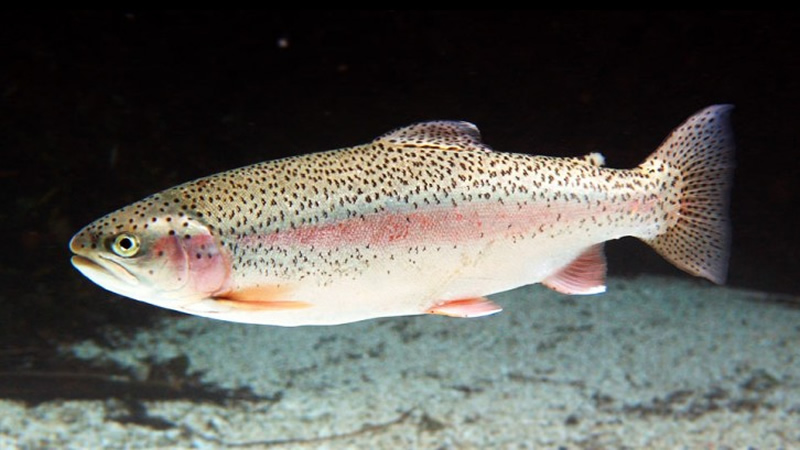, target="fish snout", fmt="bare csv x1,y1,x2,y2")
69,229,98,256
